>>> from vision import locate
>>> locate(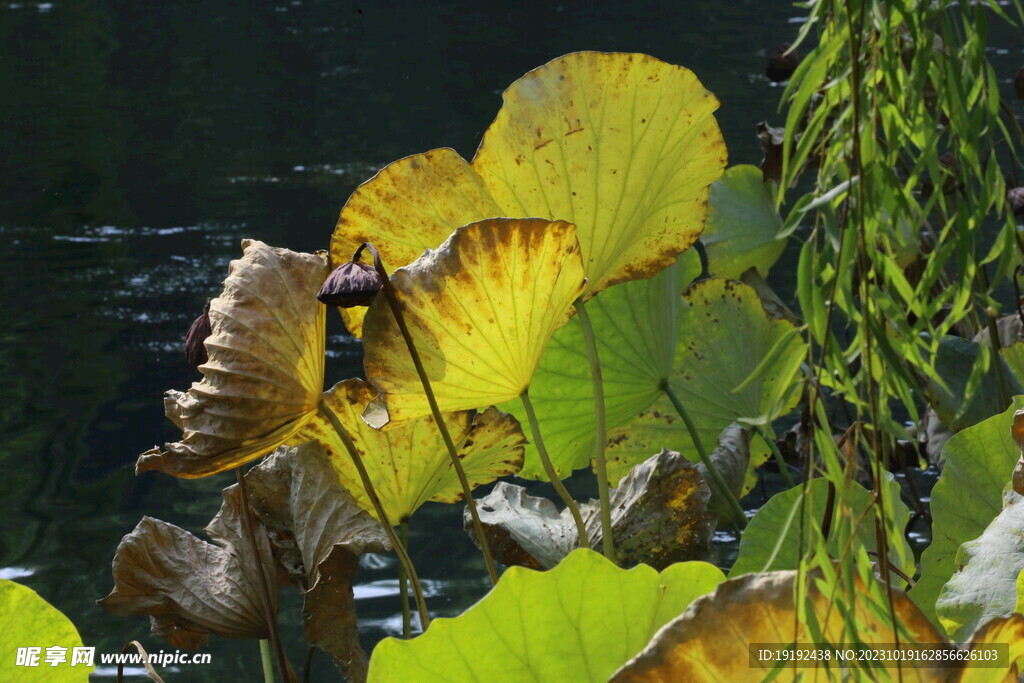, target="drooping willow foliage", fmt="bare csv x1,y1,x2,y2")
780,0,1024,651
